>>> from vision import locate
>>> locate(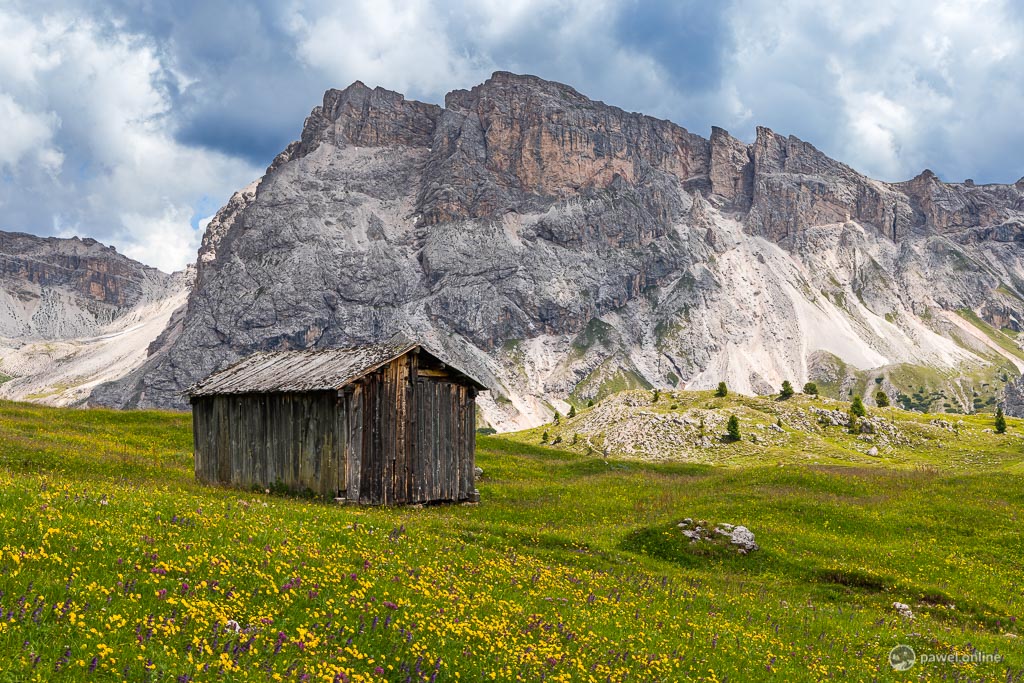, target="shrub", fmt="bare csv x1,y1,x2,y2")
875,391,890,408
553,411,561,425
541,430,549,443
715,382,728,398
651,389,660,403
587,399,594,407
850,396,866,418
996,406,1007,434
780,381,794,399
568,405,577,418
726,415,741,442
552,435,563,445
803,382,818,396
